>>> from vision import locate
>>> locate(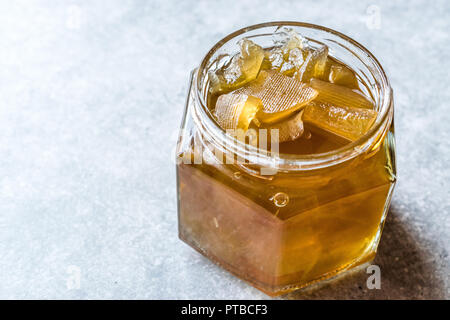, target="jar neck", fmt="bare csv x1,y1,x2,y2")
192,22,393,172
